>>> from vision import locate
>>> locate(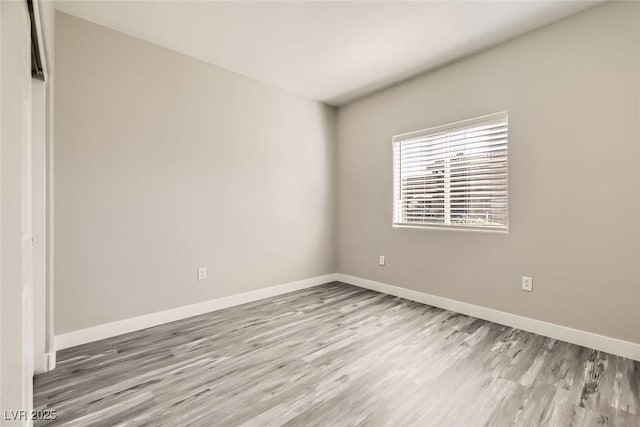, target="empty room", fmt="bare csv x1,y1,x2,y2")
1,0,640,425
